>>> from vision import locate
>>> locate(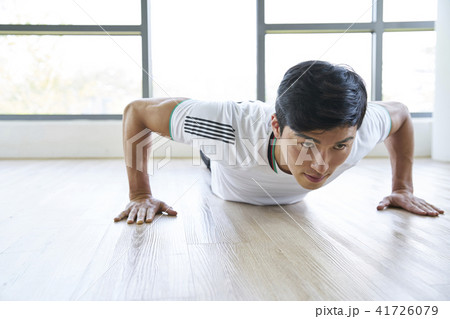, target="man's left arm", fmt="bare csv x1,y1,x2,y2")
375,101,444,216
